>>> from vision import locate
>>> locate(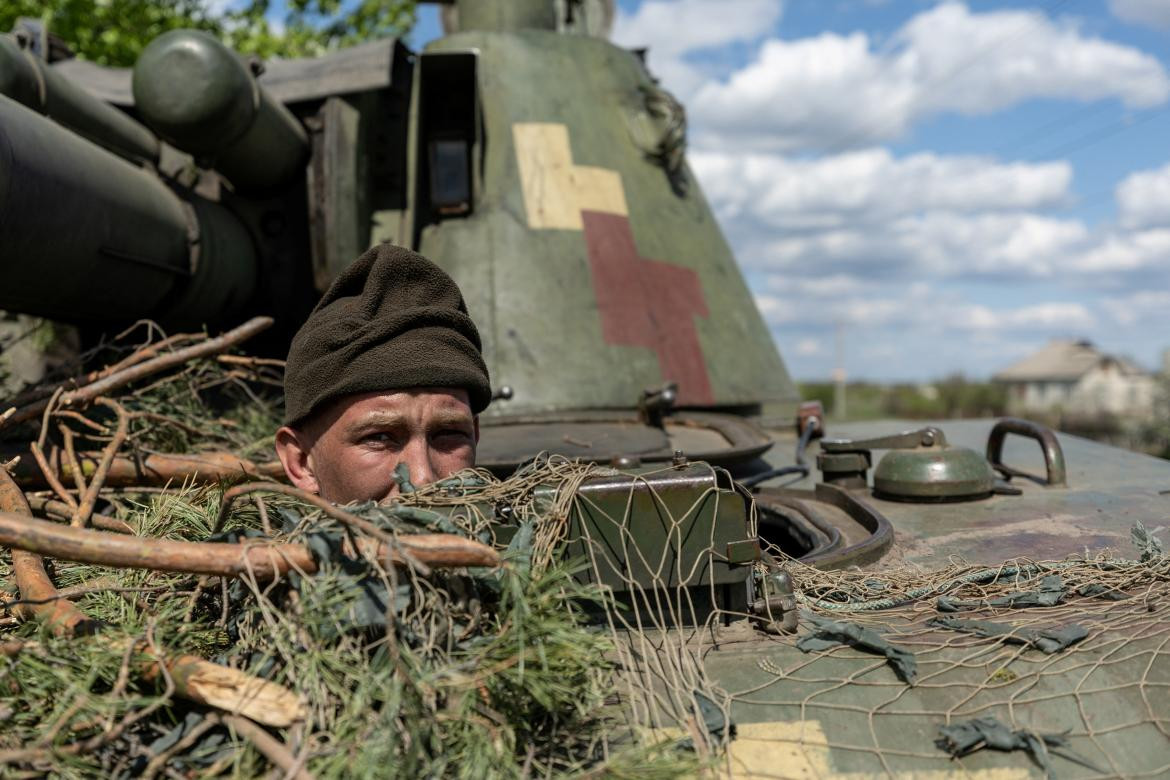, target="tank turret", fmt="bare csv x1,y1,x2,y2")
0,0,797,466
